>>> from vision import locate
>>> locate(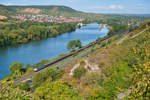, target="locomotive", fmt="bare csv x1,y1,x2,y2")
34,65,46,72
